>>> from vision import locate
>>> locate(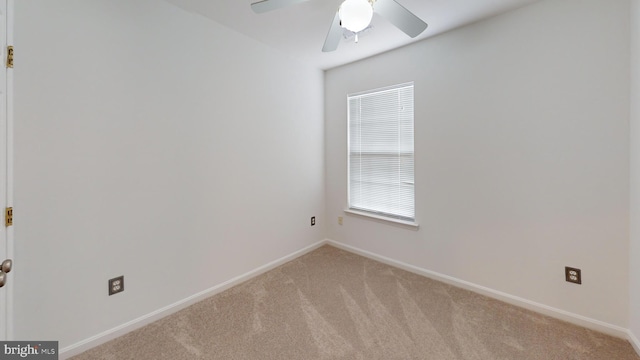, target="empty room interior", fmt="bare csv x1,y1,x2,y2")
5,0,640,358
